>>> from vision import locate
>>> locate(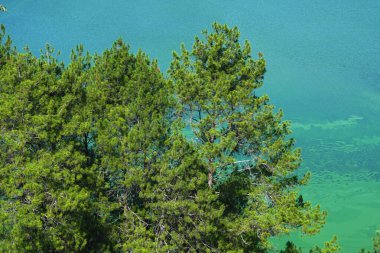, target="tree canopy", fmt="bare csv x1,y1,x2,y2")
0,23,330,252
